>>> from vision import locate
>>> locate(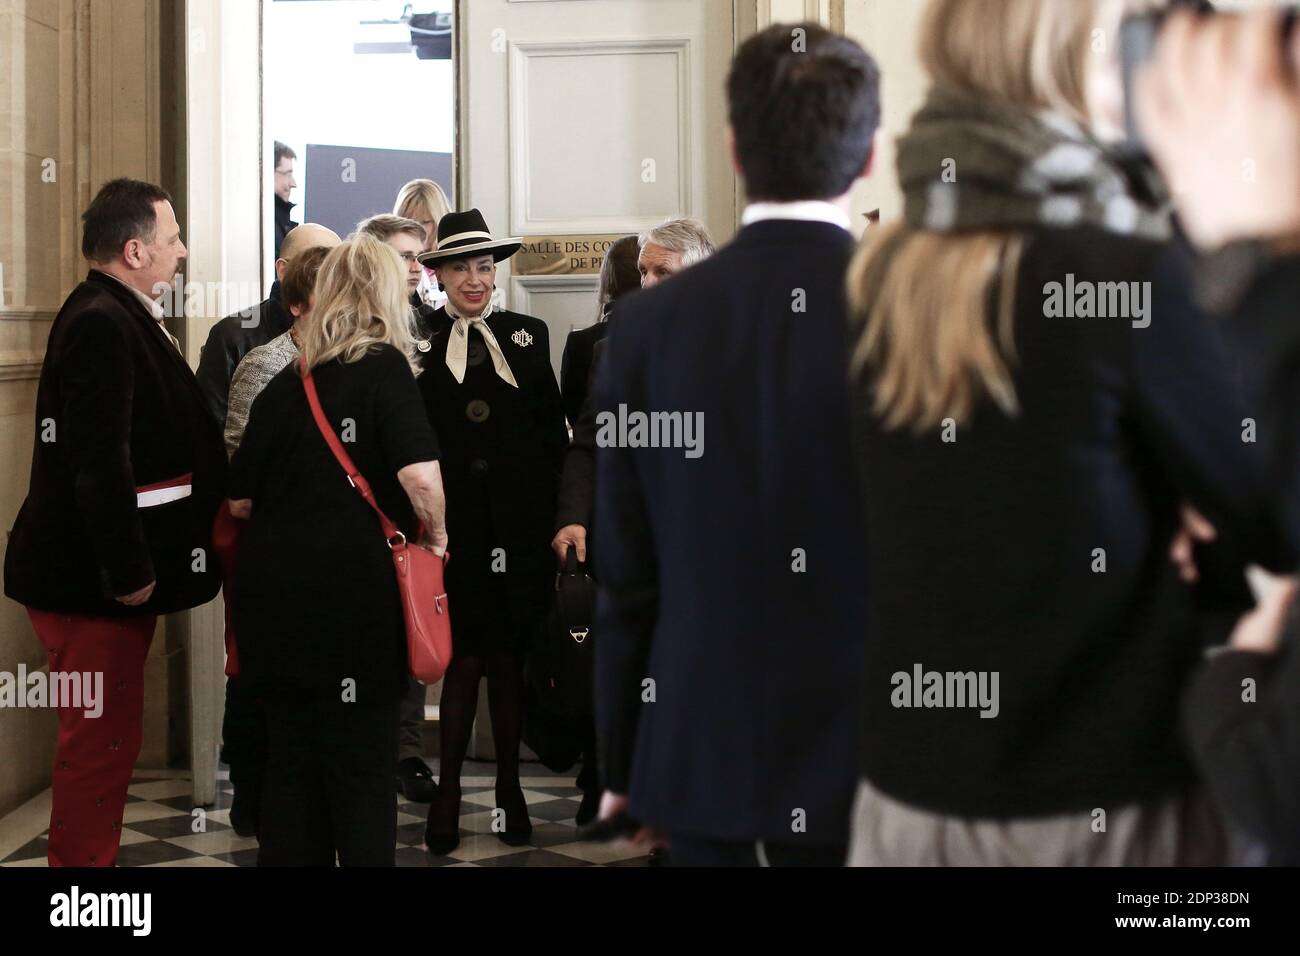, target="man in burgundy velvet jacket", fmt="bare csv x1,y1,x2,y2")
4,178,225,867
